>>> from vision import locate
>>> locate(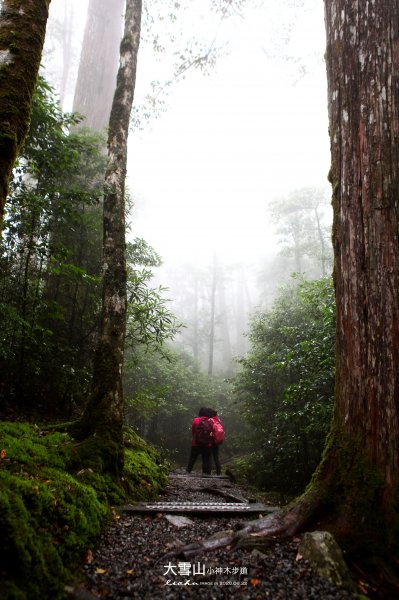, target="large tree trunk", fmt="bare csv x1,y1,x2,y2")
73,0,124,132
261,0,399,557
324,0,399,521
72,0,142,476
0,0,50,224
